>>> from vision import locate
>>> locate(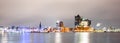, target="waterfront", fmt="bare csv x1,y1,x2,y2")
0,32,120,43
